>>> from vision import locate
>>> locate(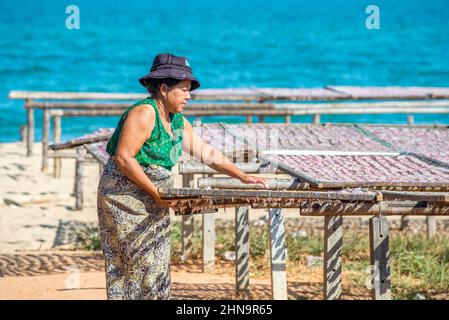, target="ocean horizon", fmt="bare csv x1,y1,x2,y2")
1,0,449,142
